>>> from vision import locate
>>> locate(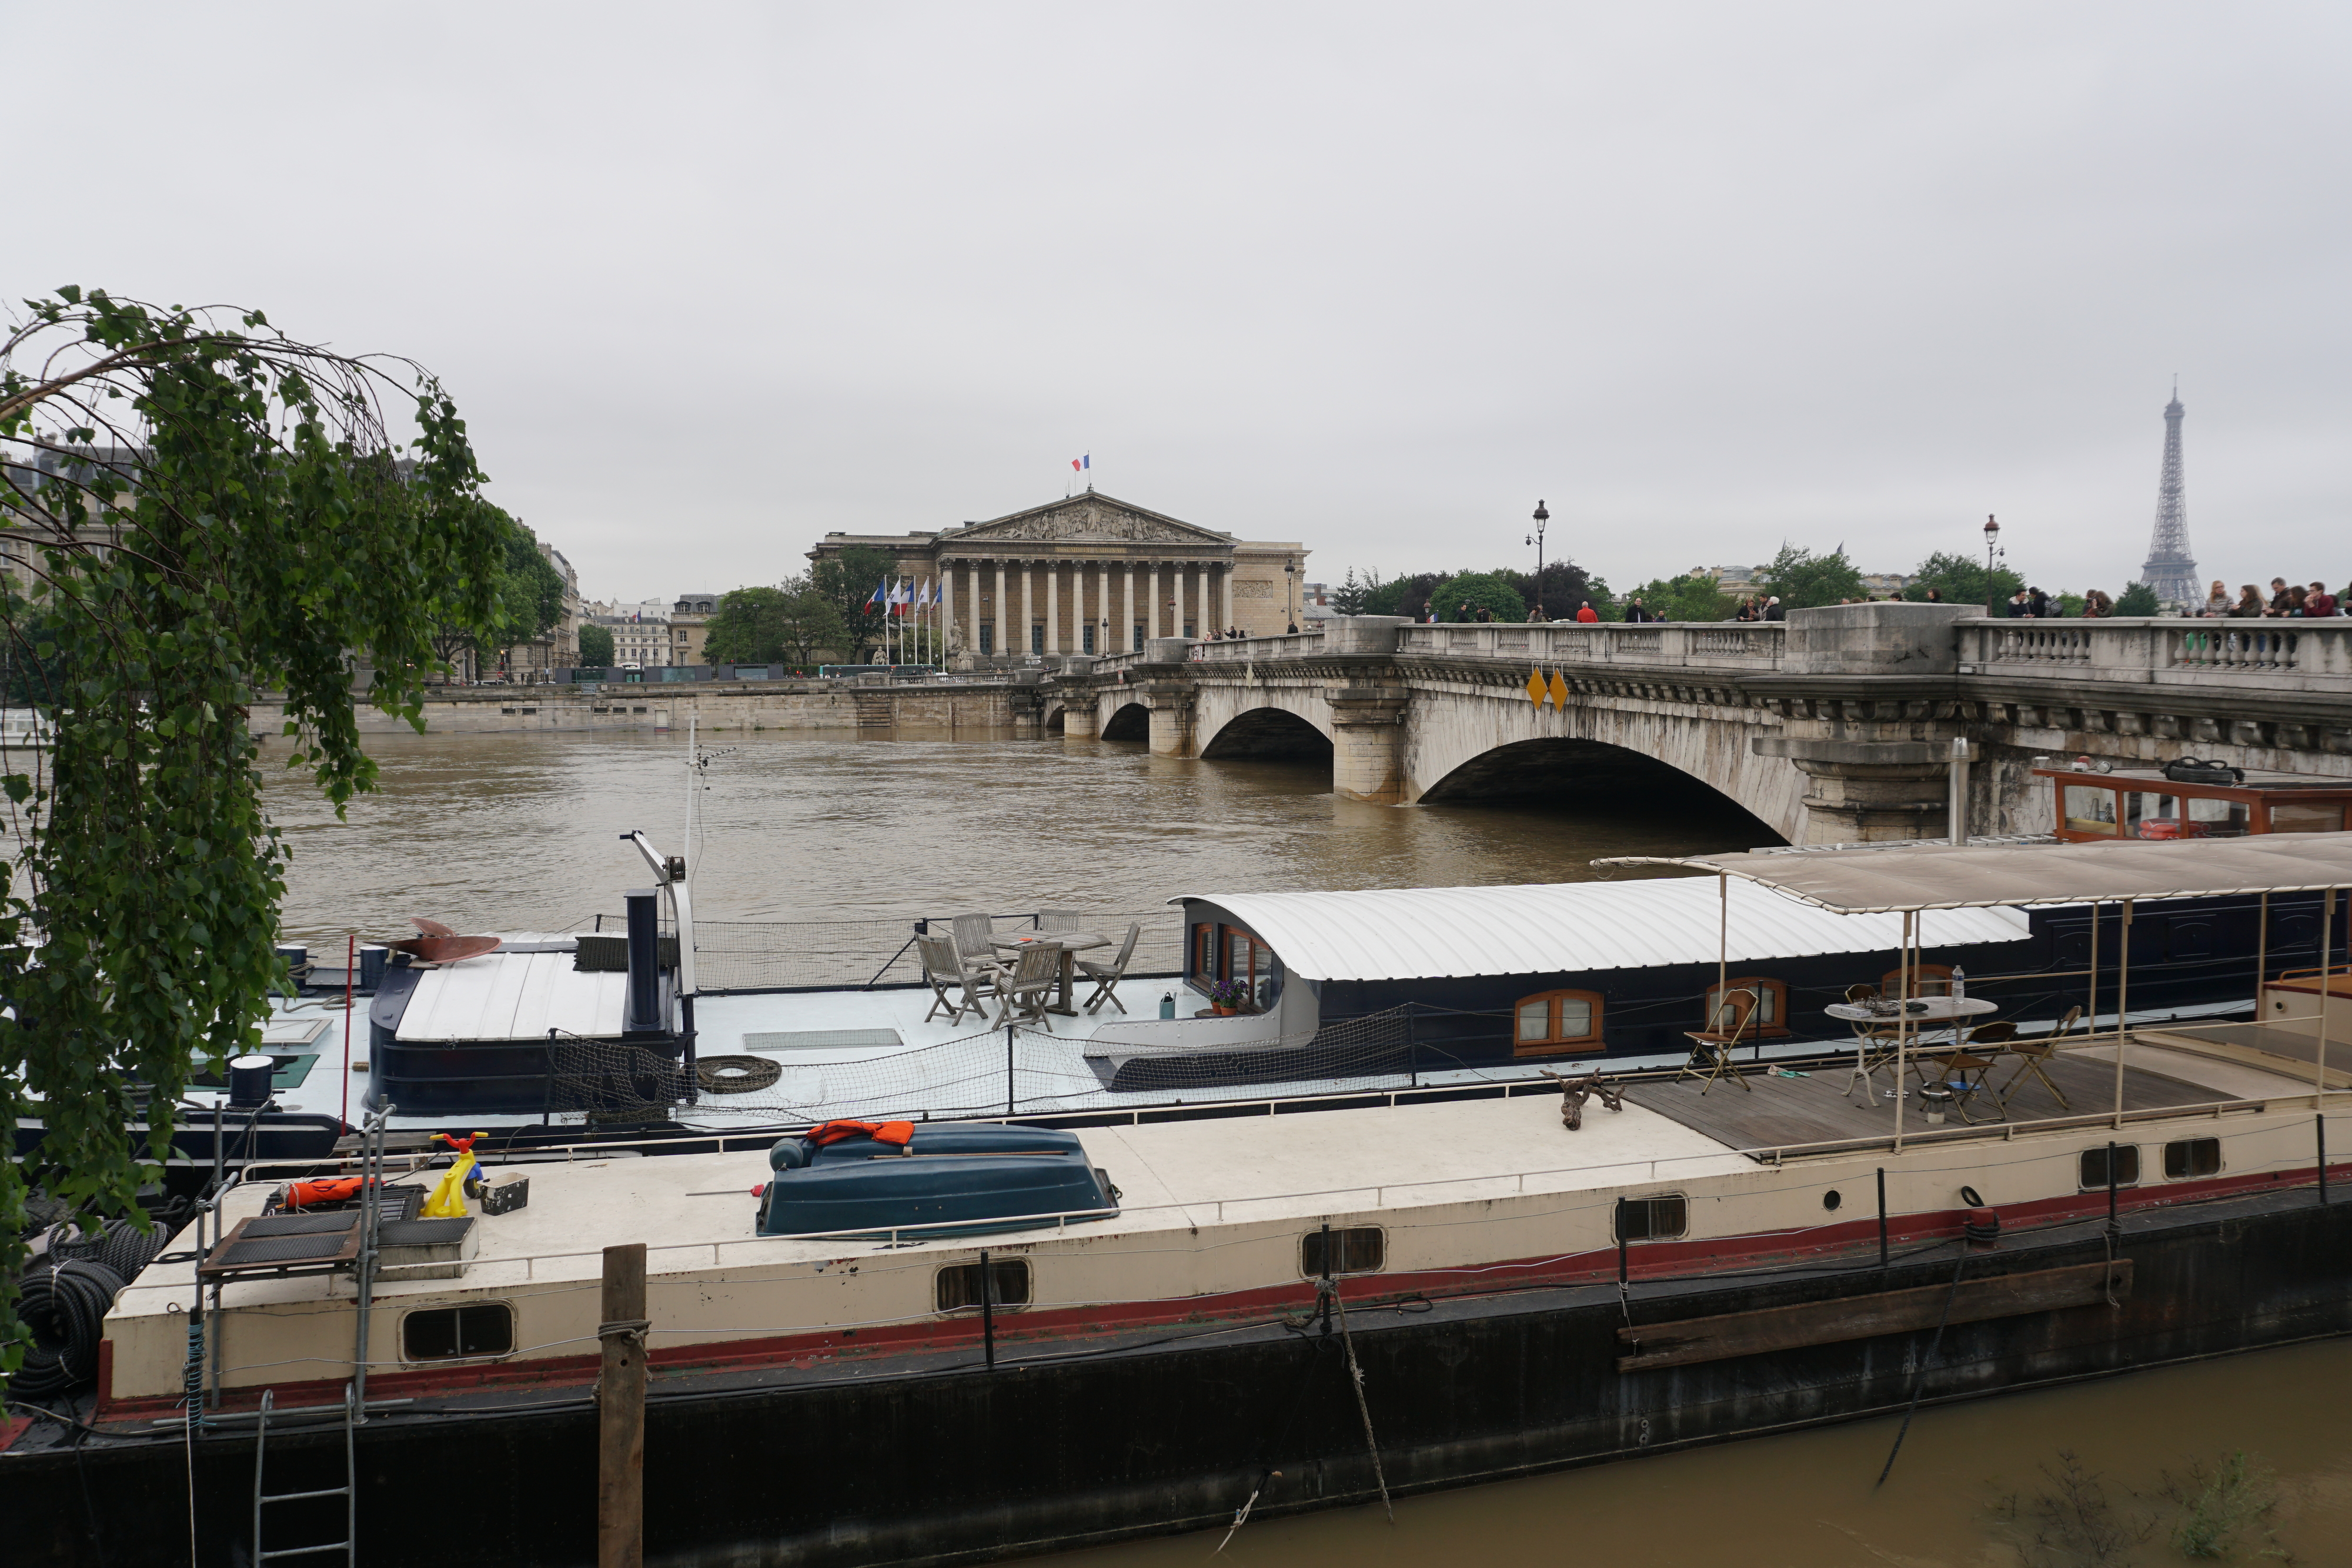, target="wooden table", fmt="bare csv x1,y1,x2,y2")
1826,998,1999,1097
990,933,1109,1017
